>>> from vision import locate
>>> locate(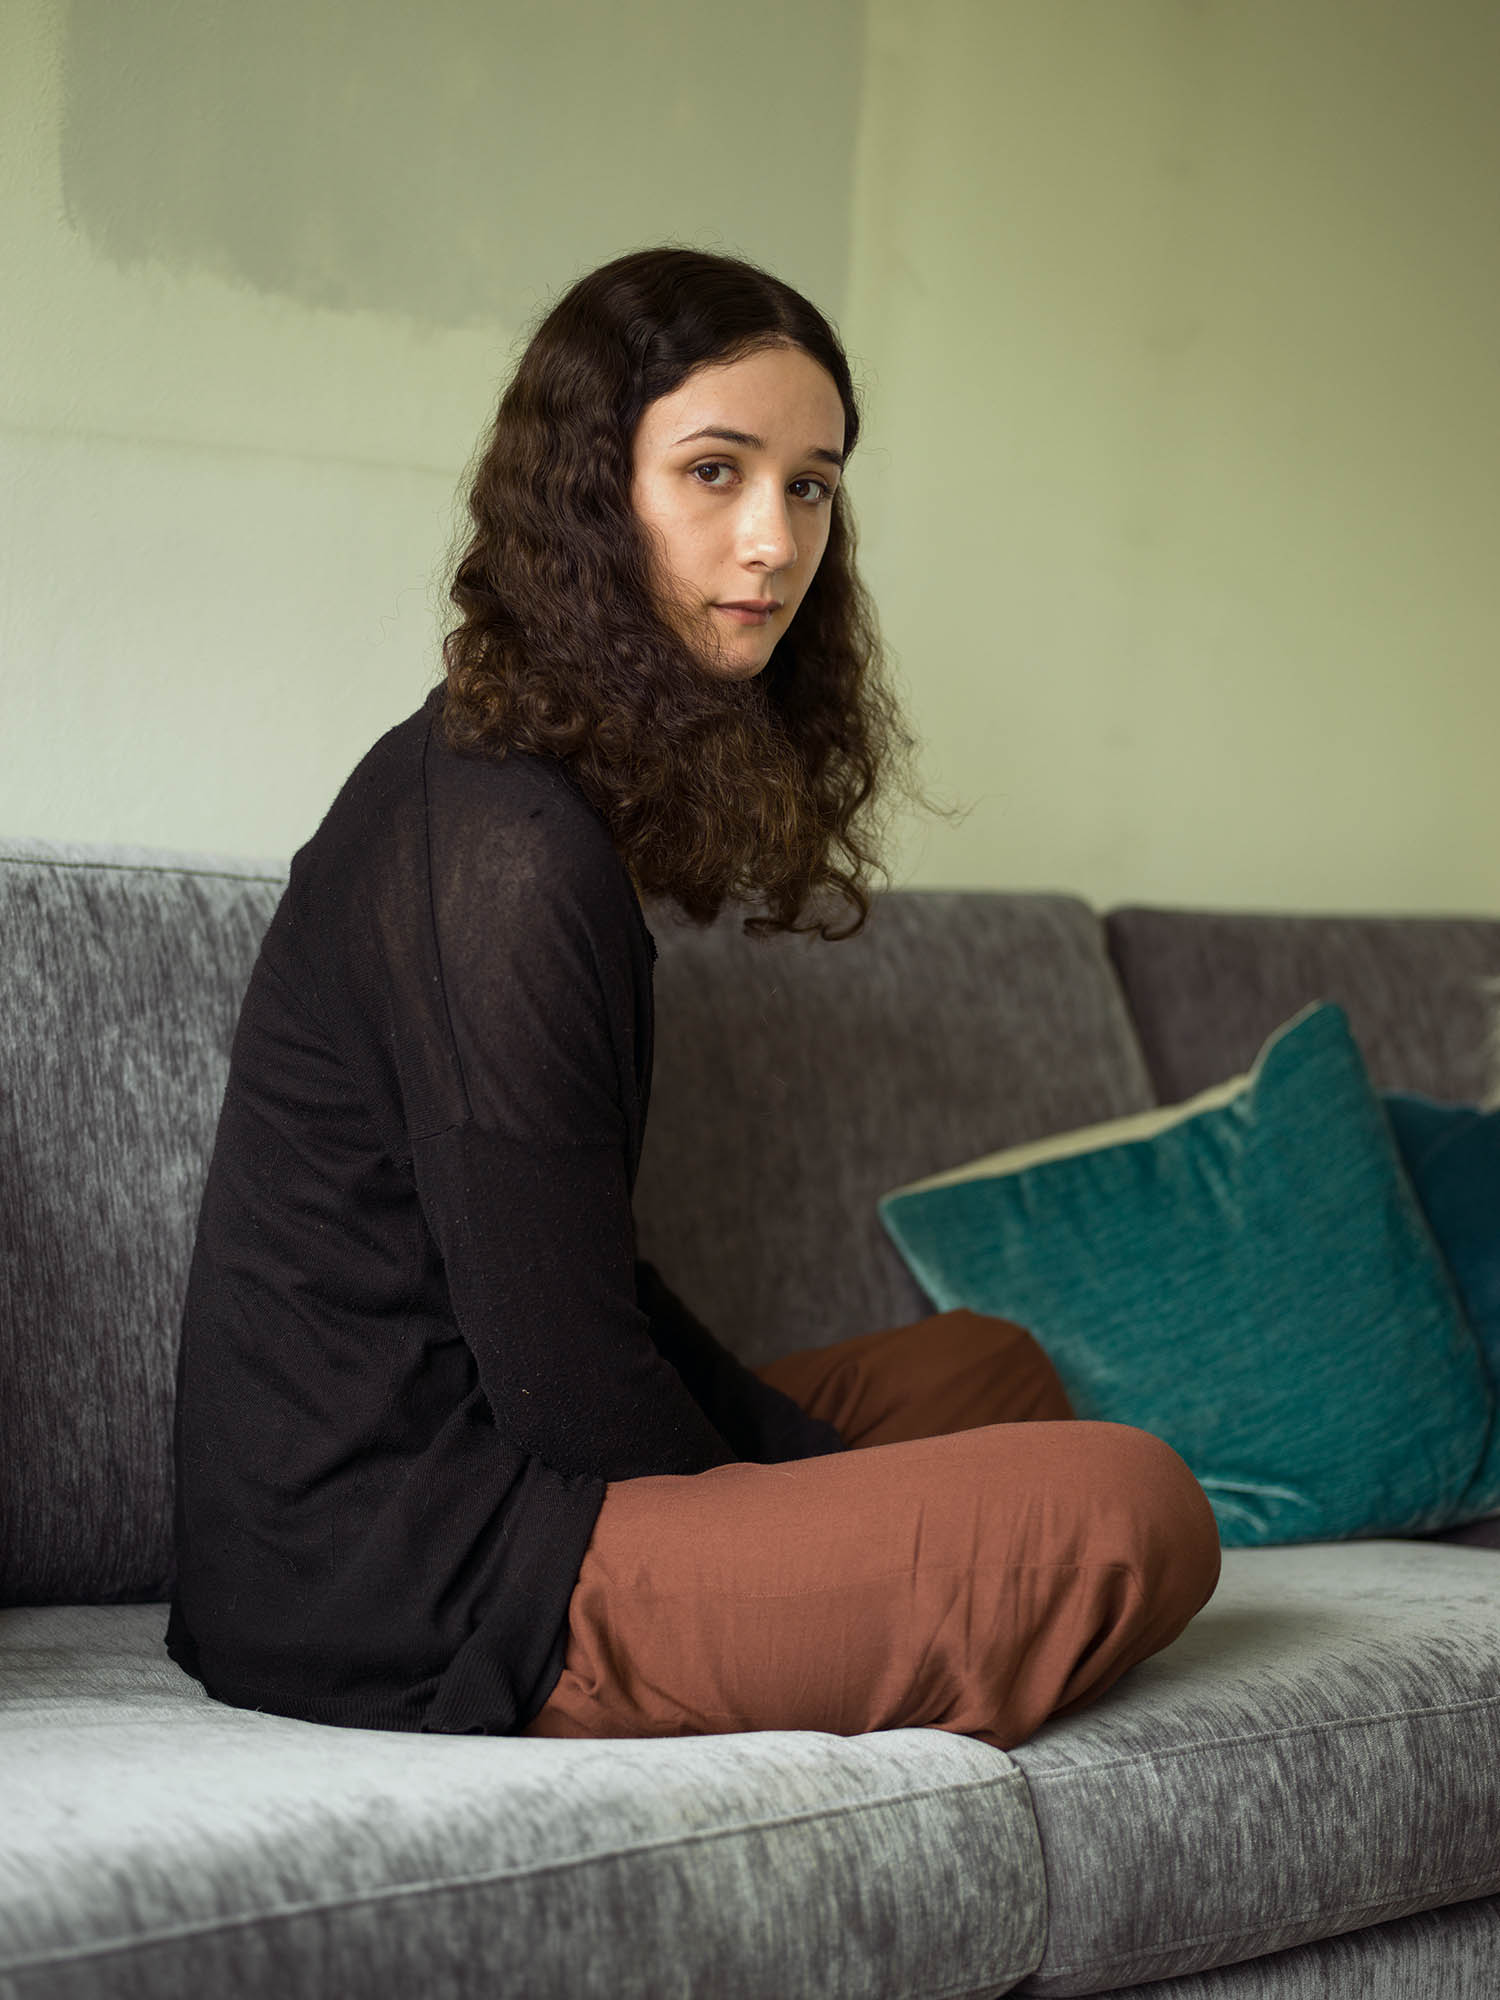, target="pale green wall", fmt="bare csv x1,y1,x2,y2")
1,0,862,856
845,0,1500,912
4,0,1497,915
